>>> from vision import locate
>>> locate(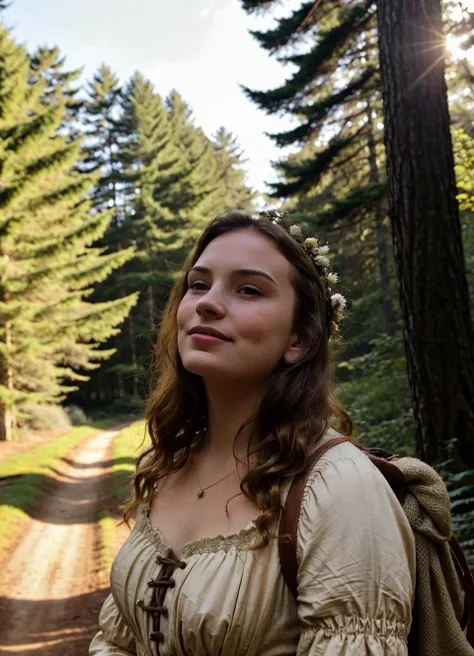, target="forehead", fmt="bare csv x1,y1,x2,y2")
195,228,293,283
